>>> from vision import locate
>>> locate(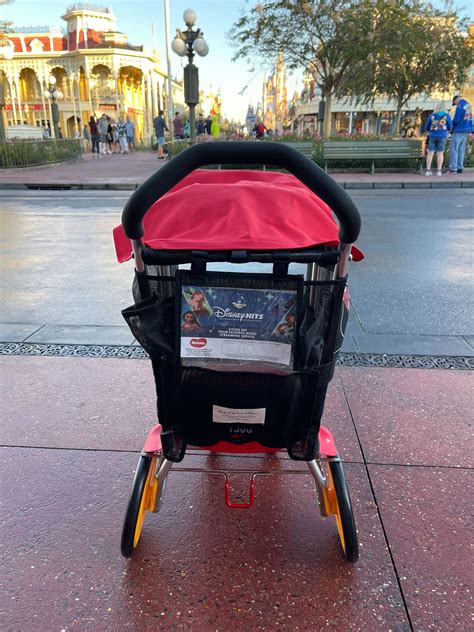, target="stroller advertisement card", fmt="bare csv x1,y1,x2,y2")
180,285,298,369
